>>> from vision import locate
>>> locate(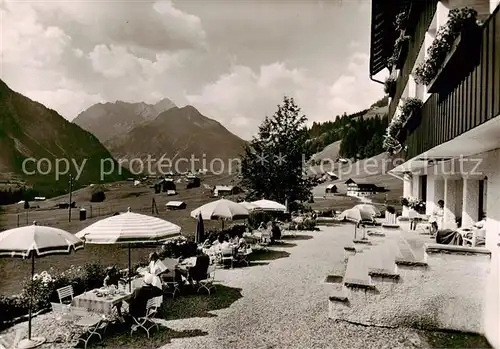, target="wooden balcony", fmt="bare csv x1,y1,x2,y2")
404,6,500,160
